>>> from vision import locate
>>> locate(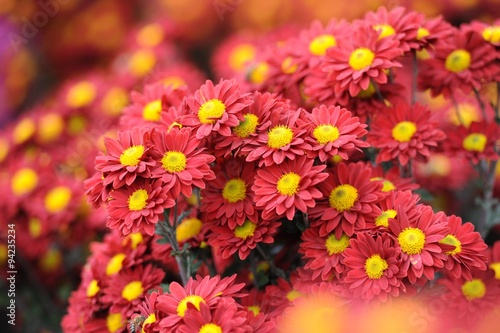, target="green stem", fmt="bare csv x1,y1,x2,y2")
473,88,488,122
159,215,189,285
256,244,286,279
